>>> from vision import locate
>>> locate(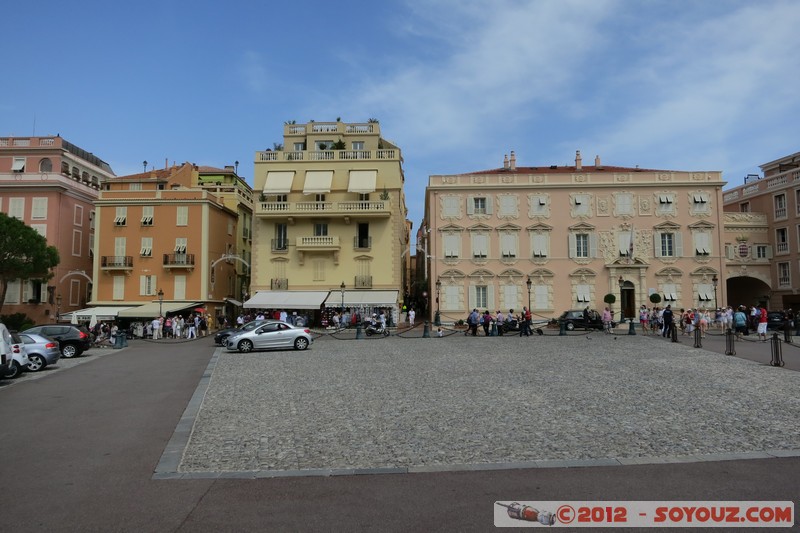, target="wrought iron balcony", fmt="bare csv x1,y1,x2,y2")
163,253,195,269
101,256,133,269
